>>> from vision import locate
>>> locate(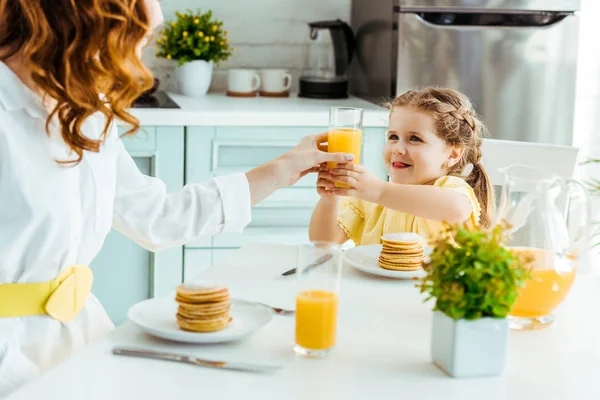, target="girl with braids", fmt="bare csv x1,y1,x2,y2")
0,0,352,395
309,87,494,245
